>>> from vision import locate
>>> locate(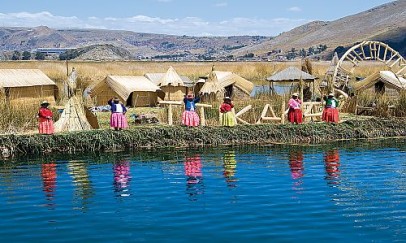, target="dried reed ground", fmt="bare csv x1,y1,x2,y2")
0,60,393,134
